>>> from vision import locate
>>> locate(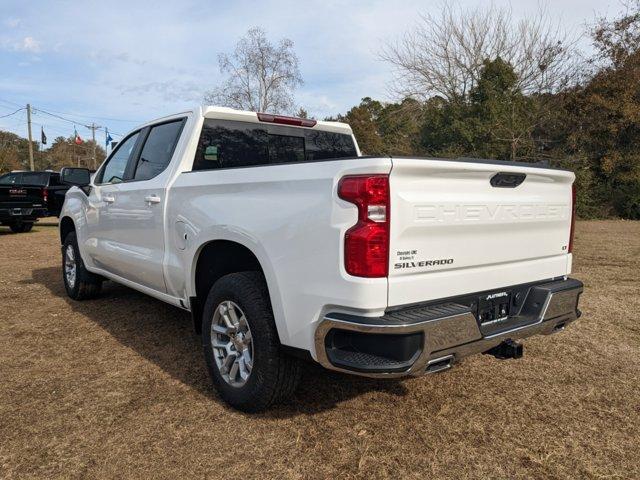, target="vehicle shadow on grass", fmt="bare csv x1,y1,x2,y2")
0,222,57,235
28,266,409,417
